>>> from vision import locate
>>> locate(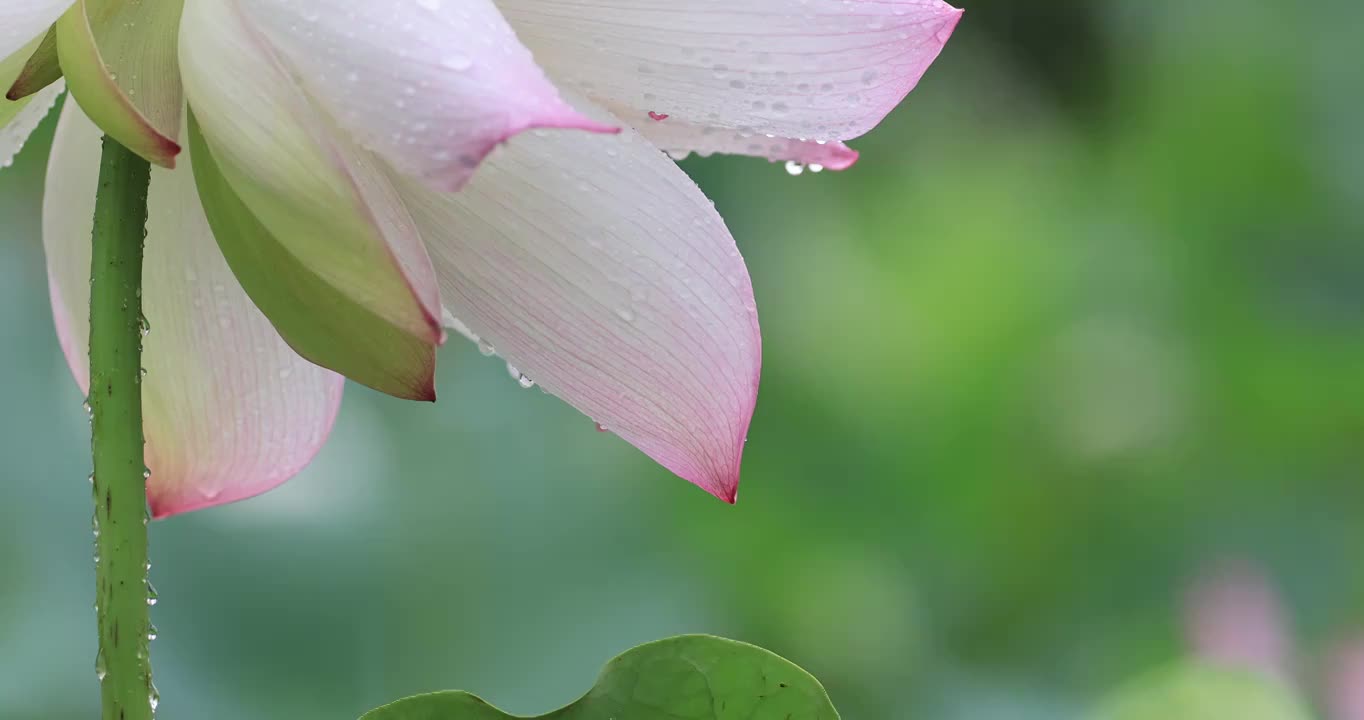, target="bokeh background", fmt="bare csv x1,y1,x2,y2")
3,1,1362,717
